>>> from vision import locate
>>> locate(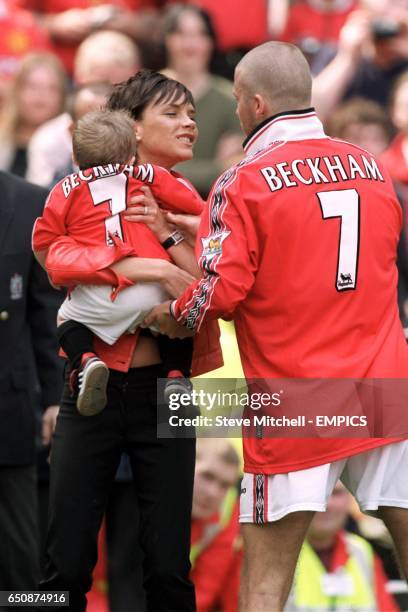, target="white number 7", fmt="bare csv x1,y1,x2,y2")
89,173,128,246
317,188,360,291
